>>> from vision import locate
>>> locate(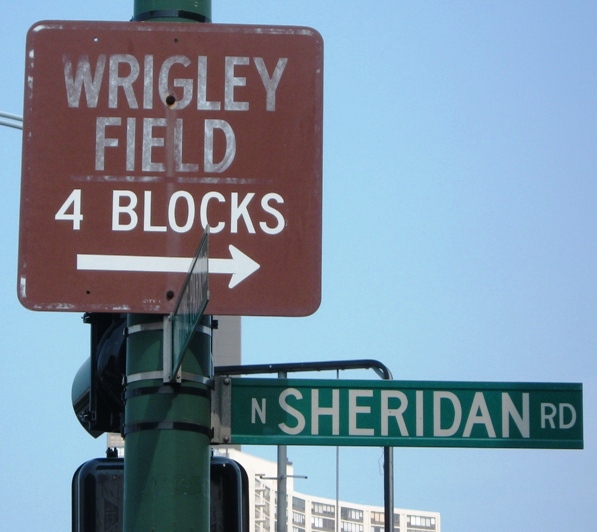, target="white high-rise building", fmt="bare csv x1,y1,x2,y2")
214,448,441,532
